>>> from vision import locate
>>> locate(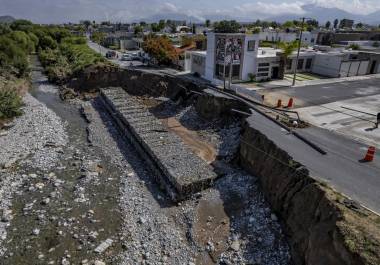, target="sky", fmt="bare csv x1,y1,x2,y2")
1,0,380,24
